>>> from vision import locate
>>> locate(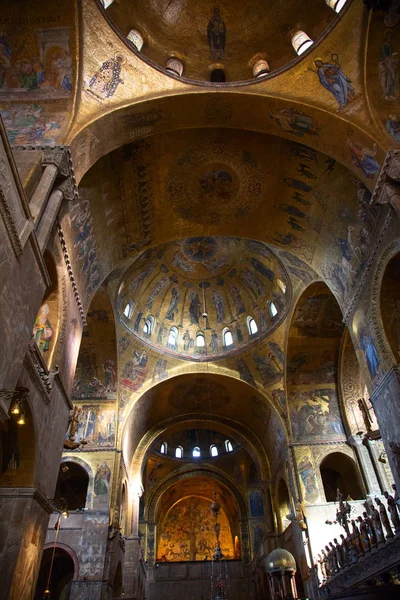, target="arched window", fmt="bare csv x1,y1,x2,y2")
192,446,201,458
253,59,270,78
225,440,233,452
326,0,347,11
223,328,233,347
277,279,287,294
291,30,313,55
123,301,134,319
166,57,184,76
196,332,205,347
143,315,154,335
54,461,89,510
175,446,183,459
211,68,225,82
127,29,144,51
320,453,364,502
167,326,178,348
247,316,258,335
210,445,218,457
160,442,167,455
269,301,278,318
